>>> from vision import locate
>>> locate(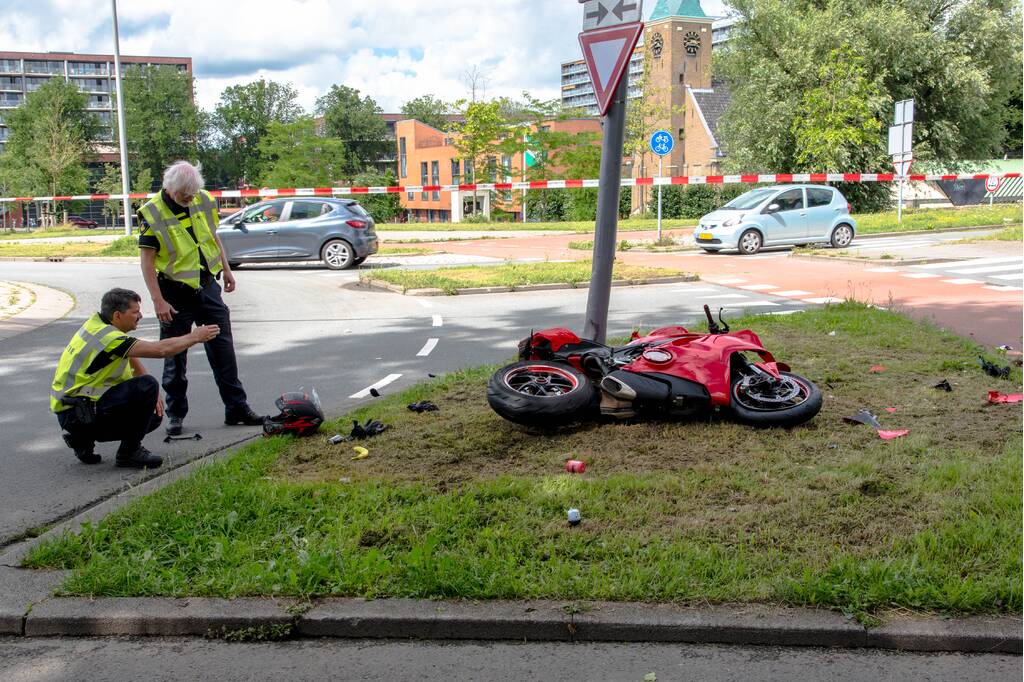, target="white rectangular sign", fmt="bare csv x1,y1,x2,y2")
888,123,912,156
894,98,915,125
581,0,643,31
